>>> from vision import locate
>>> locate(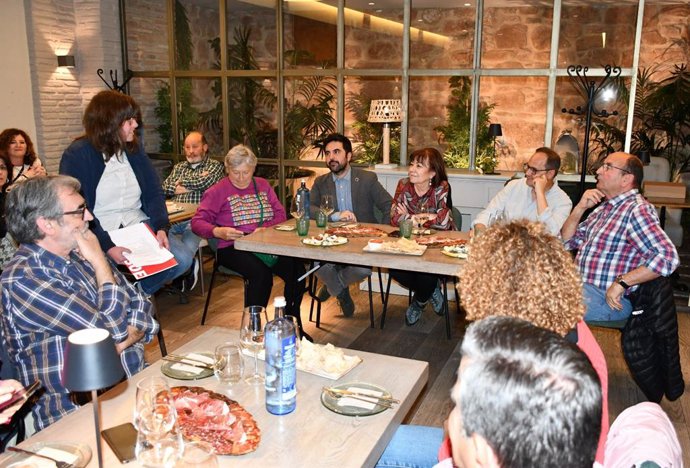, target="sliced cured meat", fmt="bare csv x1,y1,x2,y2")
415,237,467,248
325,226,388,238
